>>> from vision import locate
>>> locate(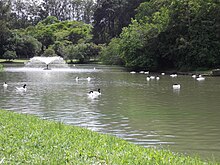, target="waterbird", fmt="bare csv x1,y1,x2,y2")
161,72,165,75
146,76,151,81
172,84,181,90
87,77,91,82
170,74,177,78
3,82,8,88
16,84,27,92
144,71,150,74
196,76,205,81
75,77,79,81
150,76,155,80
192,74,197,78
156,76,160,80
130,71,136,74
87,89,101,98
